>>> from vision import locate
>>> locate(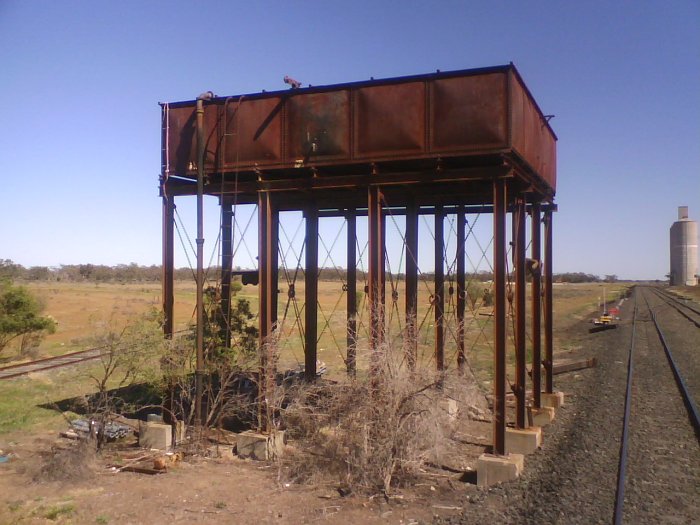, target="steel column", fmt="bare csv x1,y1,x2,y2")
368,186,385,351
221,198,233,348
271,206,279,329
305,203,319,380
405,199,418,368
493,178,507,455
346,209,357,376
531,203,542,408
258,192,276,430
514,195,527,429
456,206,466,371
434,205,445,372
162,194,174,338
544,209,554,393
